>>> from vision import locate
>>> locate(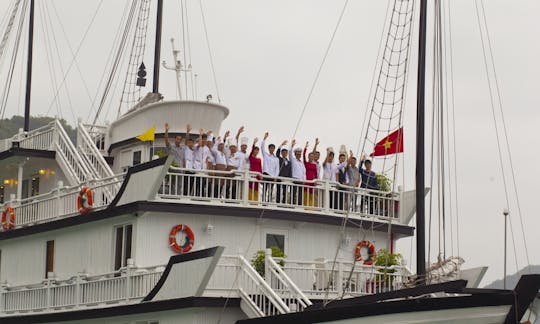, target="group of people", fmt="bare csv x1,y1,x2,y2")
164,124,380,209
